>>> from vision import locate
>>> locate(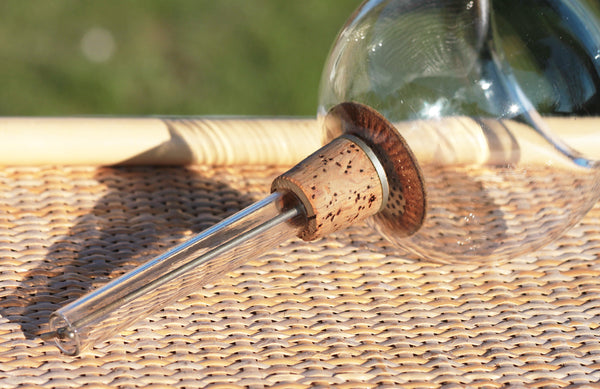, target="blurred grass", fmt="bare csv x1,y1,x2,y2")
0,1,360,116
